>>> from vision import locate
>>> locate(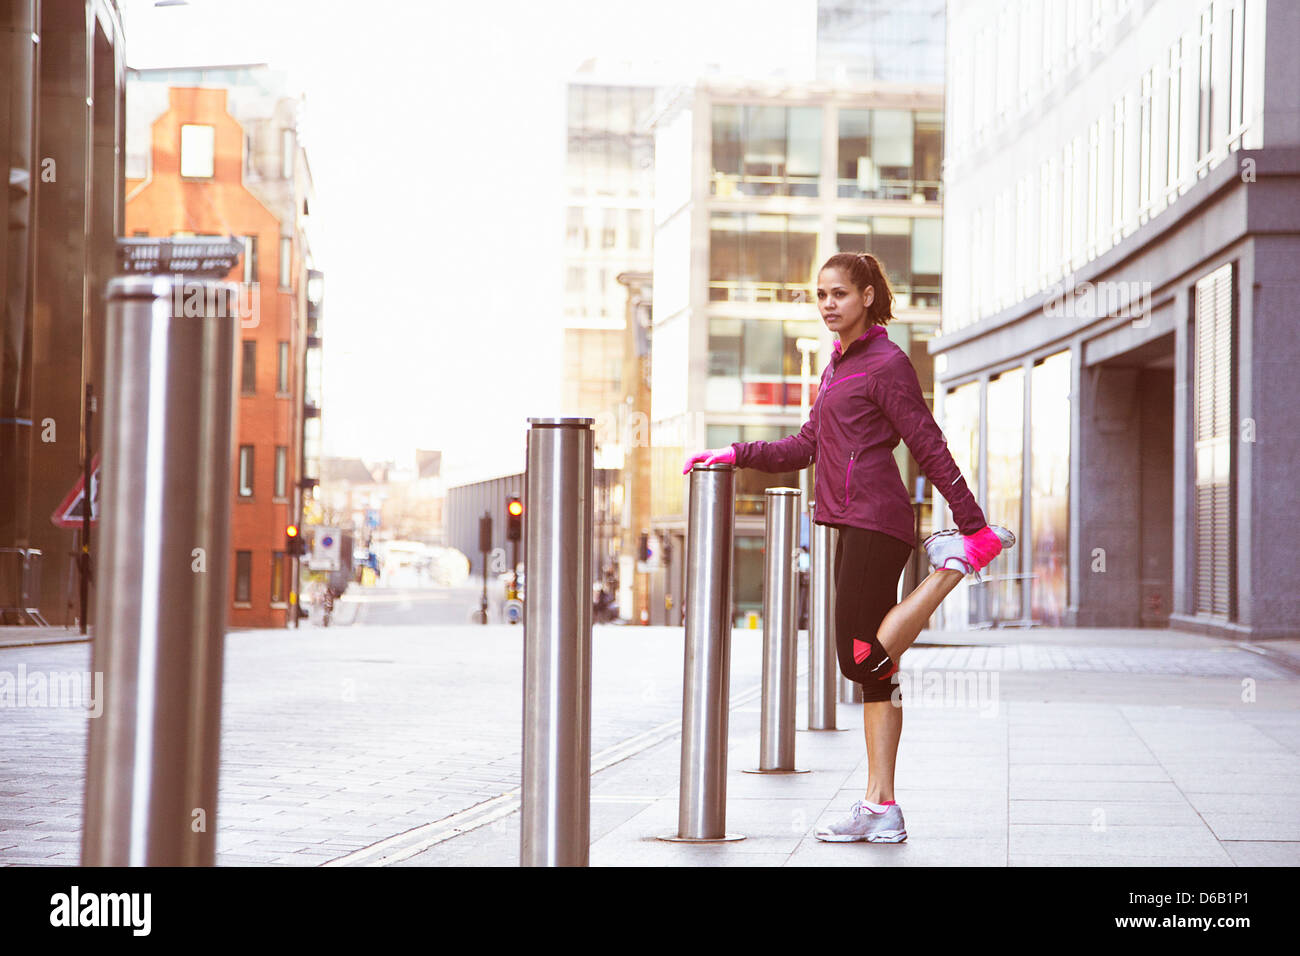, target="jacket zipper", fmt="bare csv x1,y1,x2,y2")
844,450,856,502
